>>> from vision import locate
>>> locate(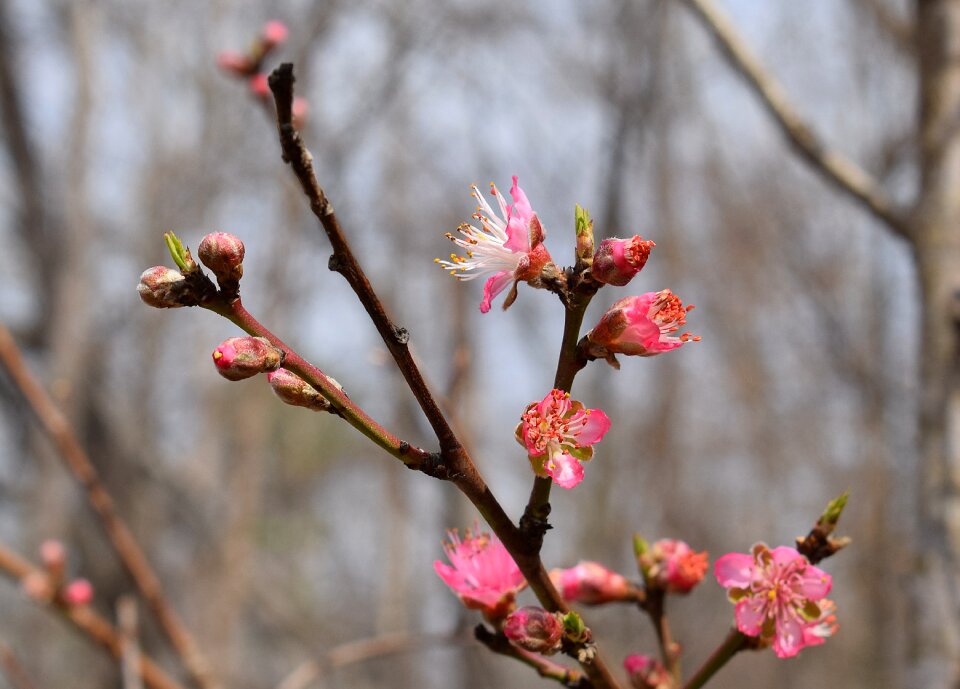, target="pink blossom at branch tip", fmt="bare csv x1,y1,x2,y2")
137,266,187,309
646,539,708,594
587,290,700,361
623,654,671,689
212,336,284,381
503,606,564,654
515,389,611,489
549,561,631,604
62,579,94,607
261,20,289,49
591,236,656,287
714,543,833,658
433,524,526,621
436,176,557,313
